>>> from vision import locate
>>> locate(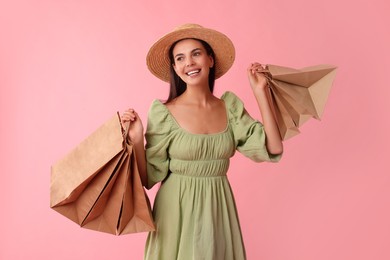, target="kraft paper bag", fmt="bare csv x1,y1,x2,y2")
50,113,155,235
264,64,337,140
